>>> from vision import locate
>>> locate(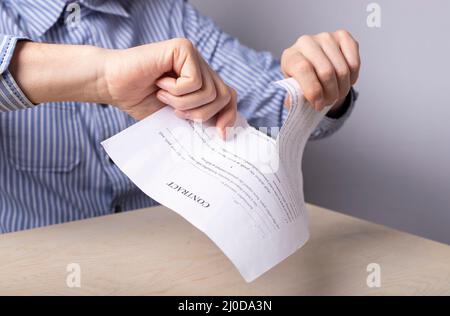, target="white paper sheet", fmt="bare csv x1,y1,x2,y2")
101,78,329,282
